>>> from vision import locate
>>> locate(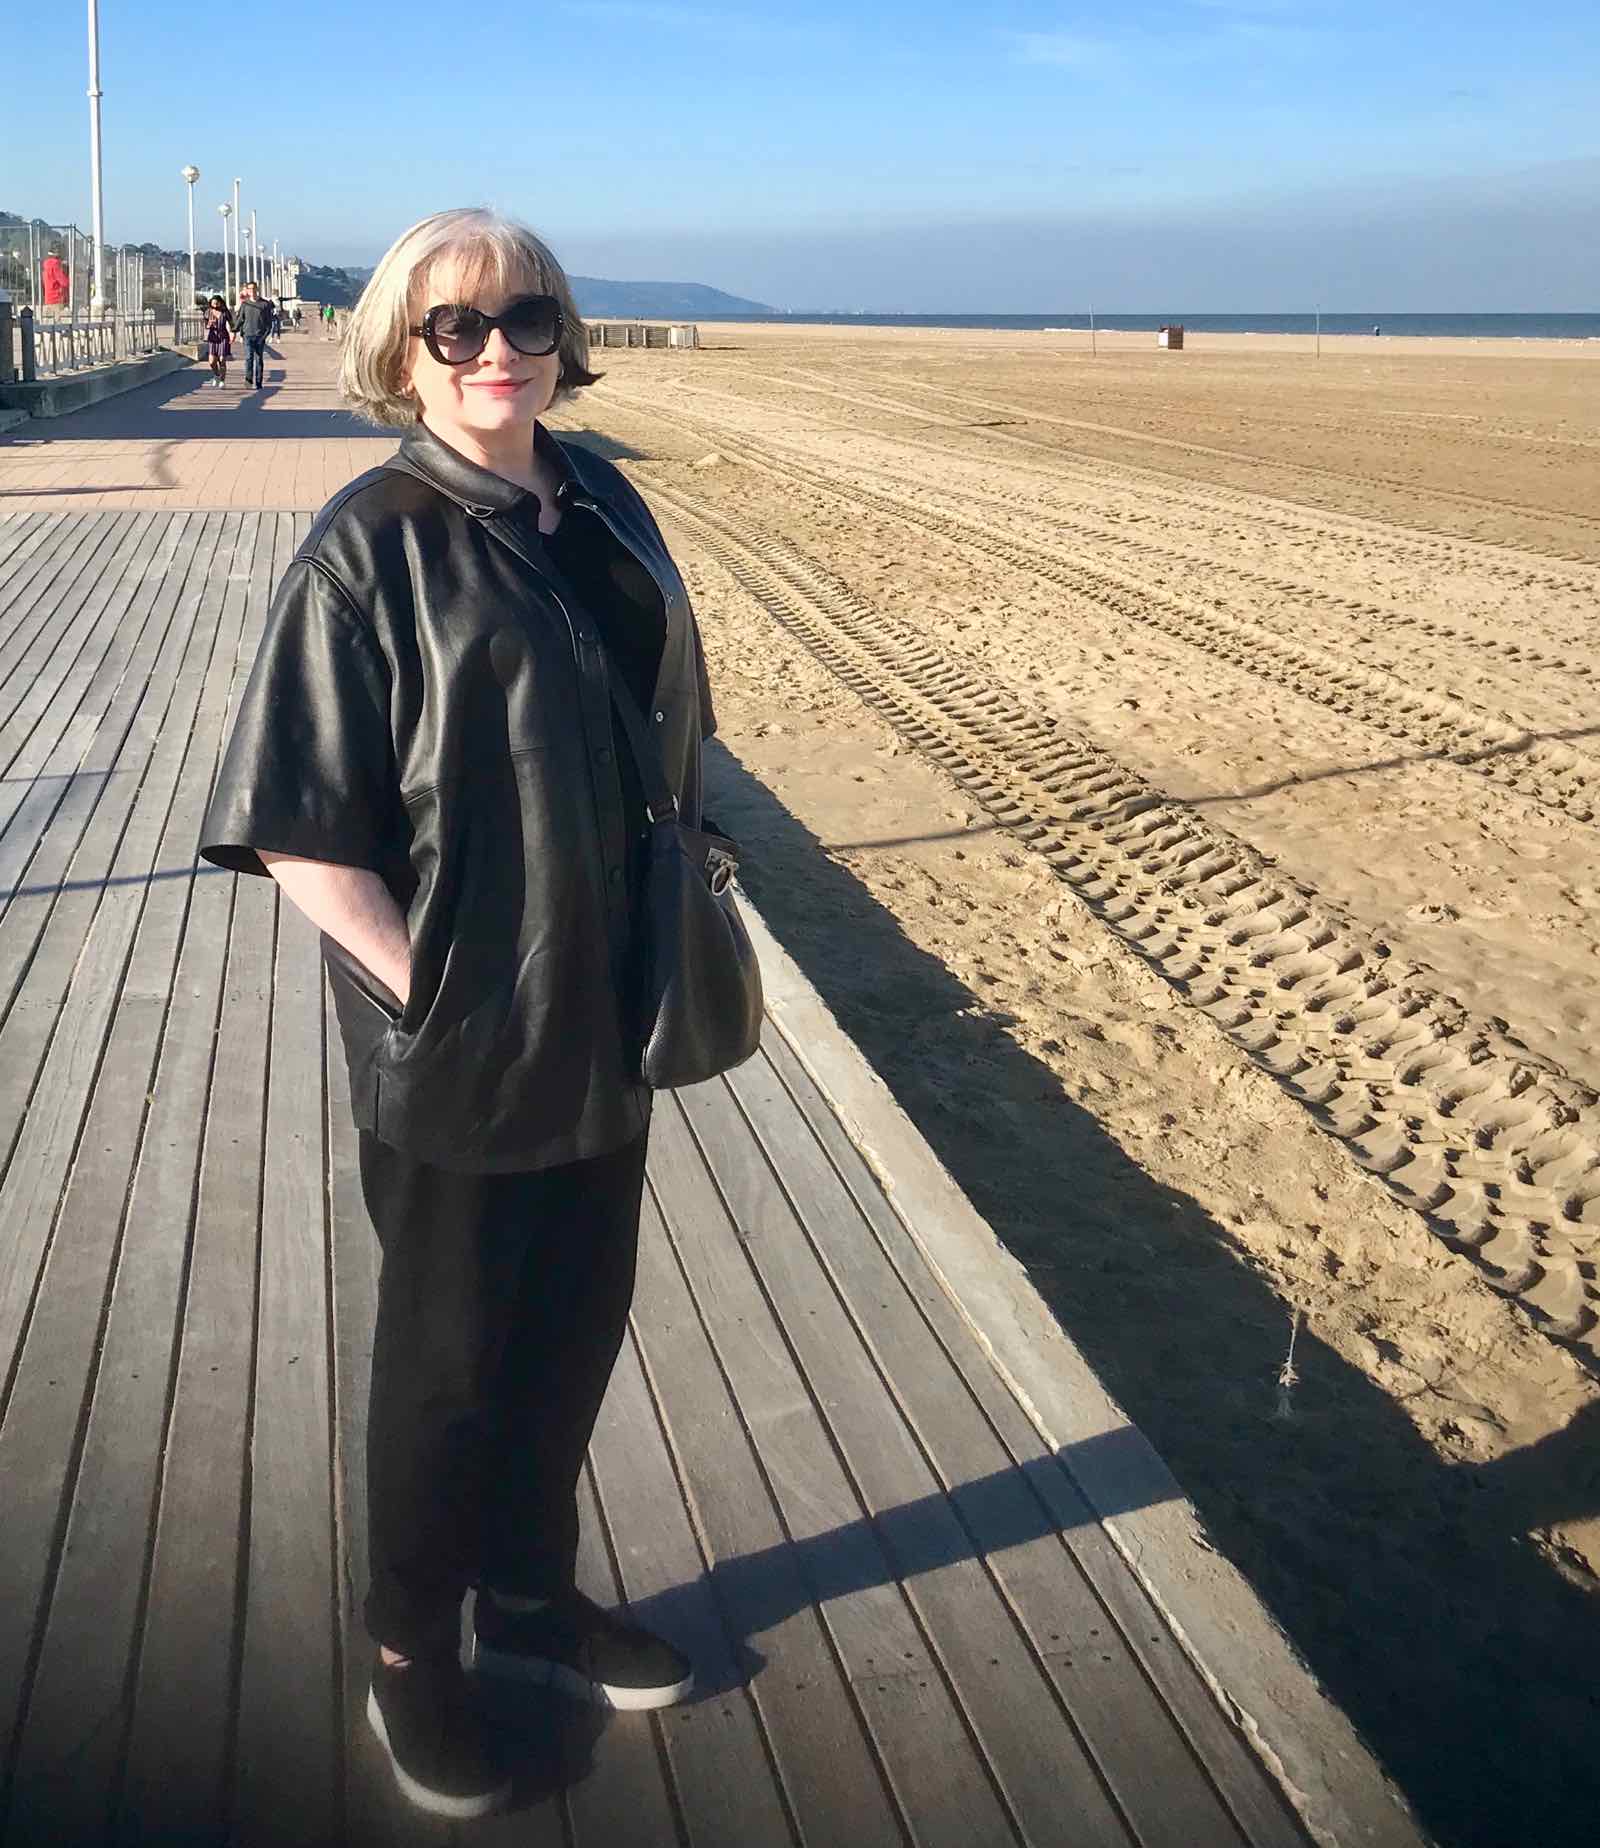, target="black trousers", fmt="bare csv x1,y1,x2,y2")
359,1128,649,1656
